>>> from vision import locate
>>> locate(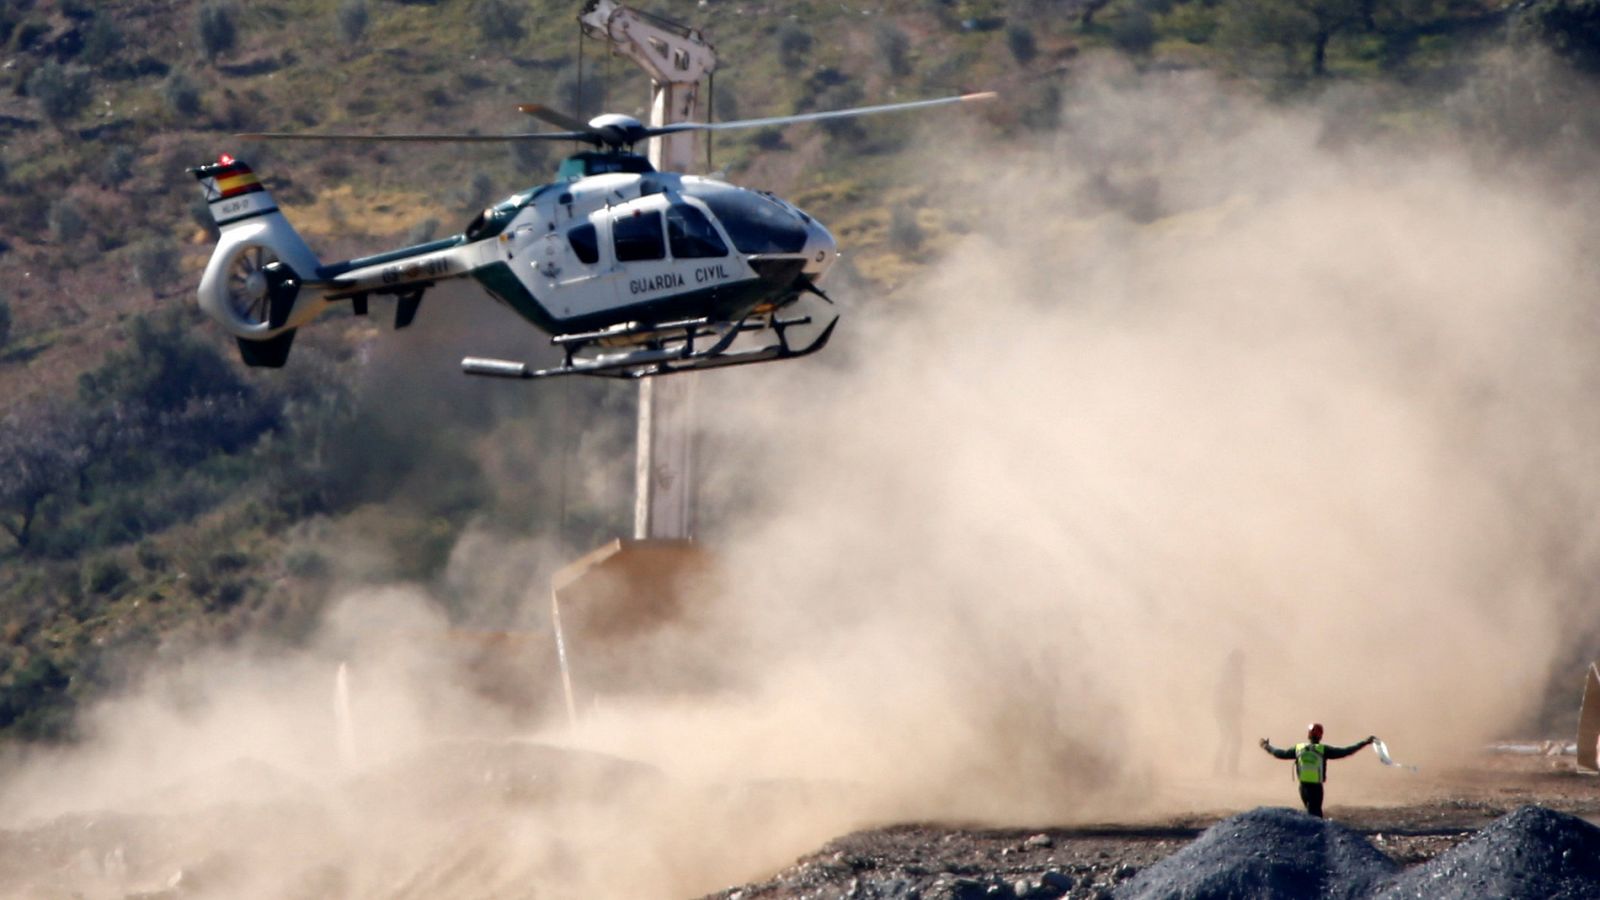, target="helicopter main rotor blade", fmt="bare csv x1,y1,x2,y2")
650,91,997,138
516,104,593,134
235,131,598,144
237,93,994,150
